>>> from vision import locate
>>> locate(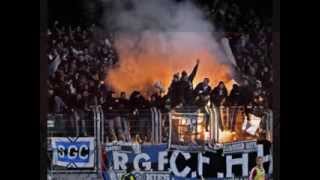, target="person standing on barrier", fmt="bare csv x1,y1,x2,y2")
74,93,87,136
211,81,228,130
102,91,124,142
240,80,254,122
129,91,150,141
194,78,212,107
179,59,199,106
194,78,212,131
168,73,181,108
227,84,242,131
86,92,98,136
81,90,91,136
119,92,131,142
150,93,162,109
66,89,79,136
